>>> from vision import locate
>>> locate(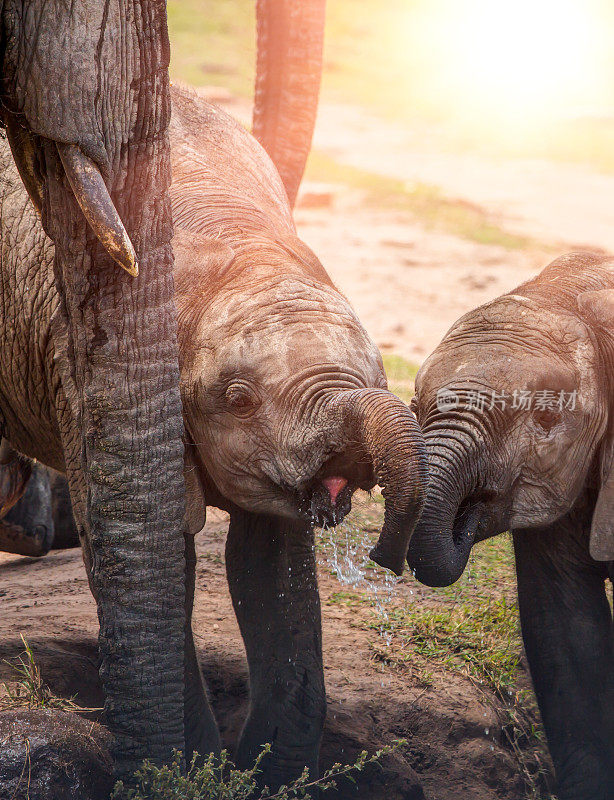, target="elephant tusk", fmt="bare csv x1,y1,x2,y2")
57,143,139,277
